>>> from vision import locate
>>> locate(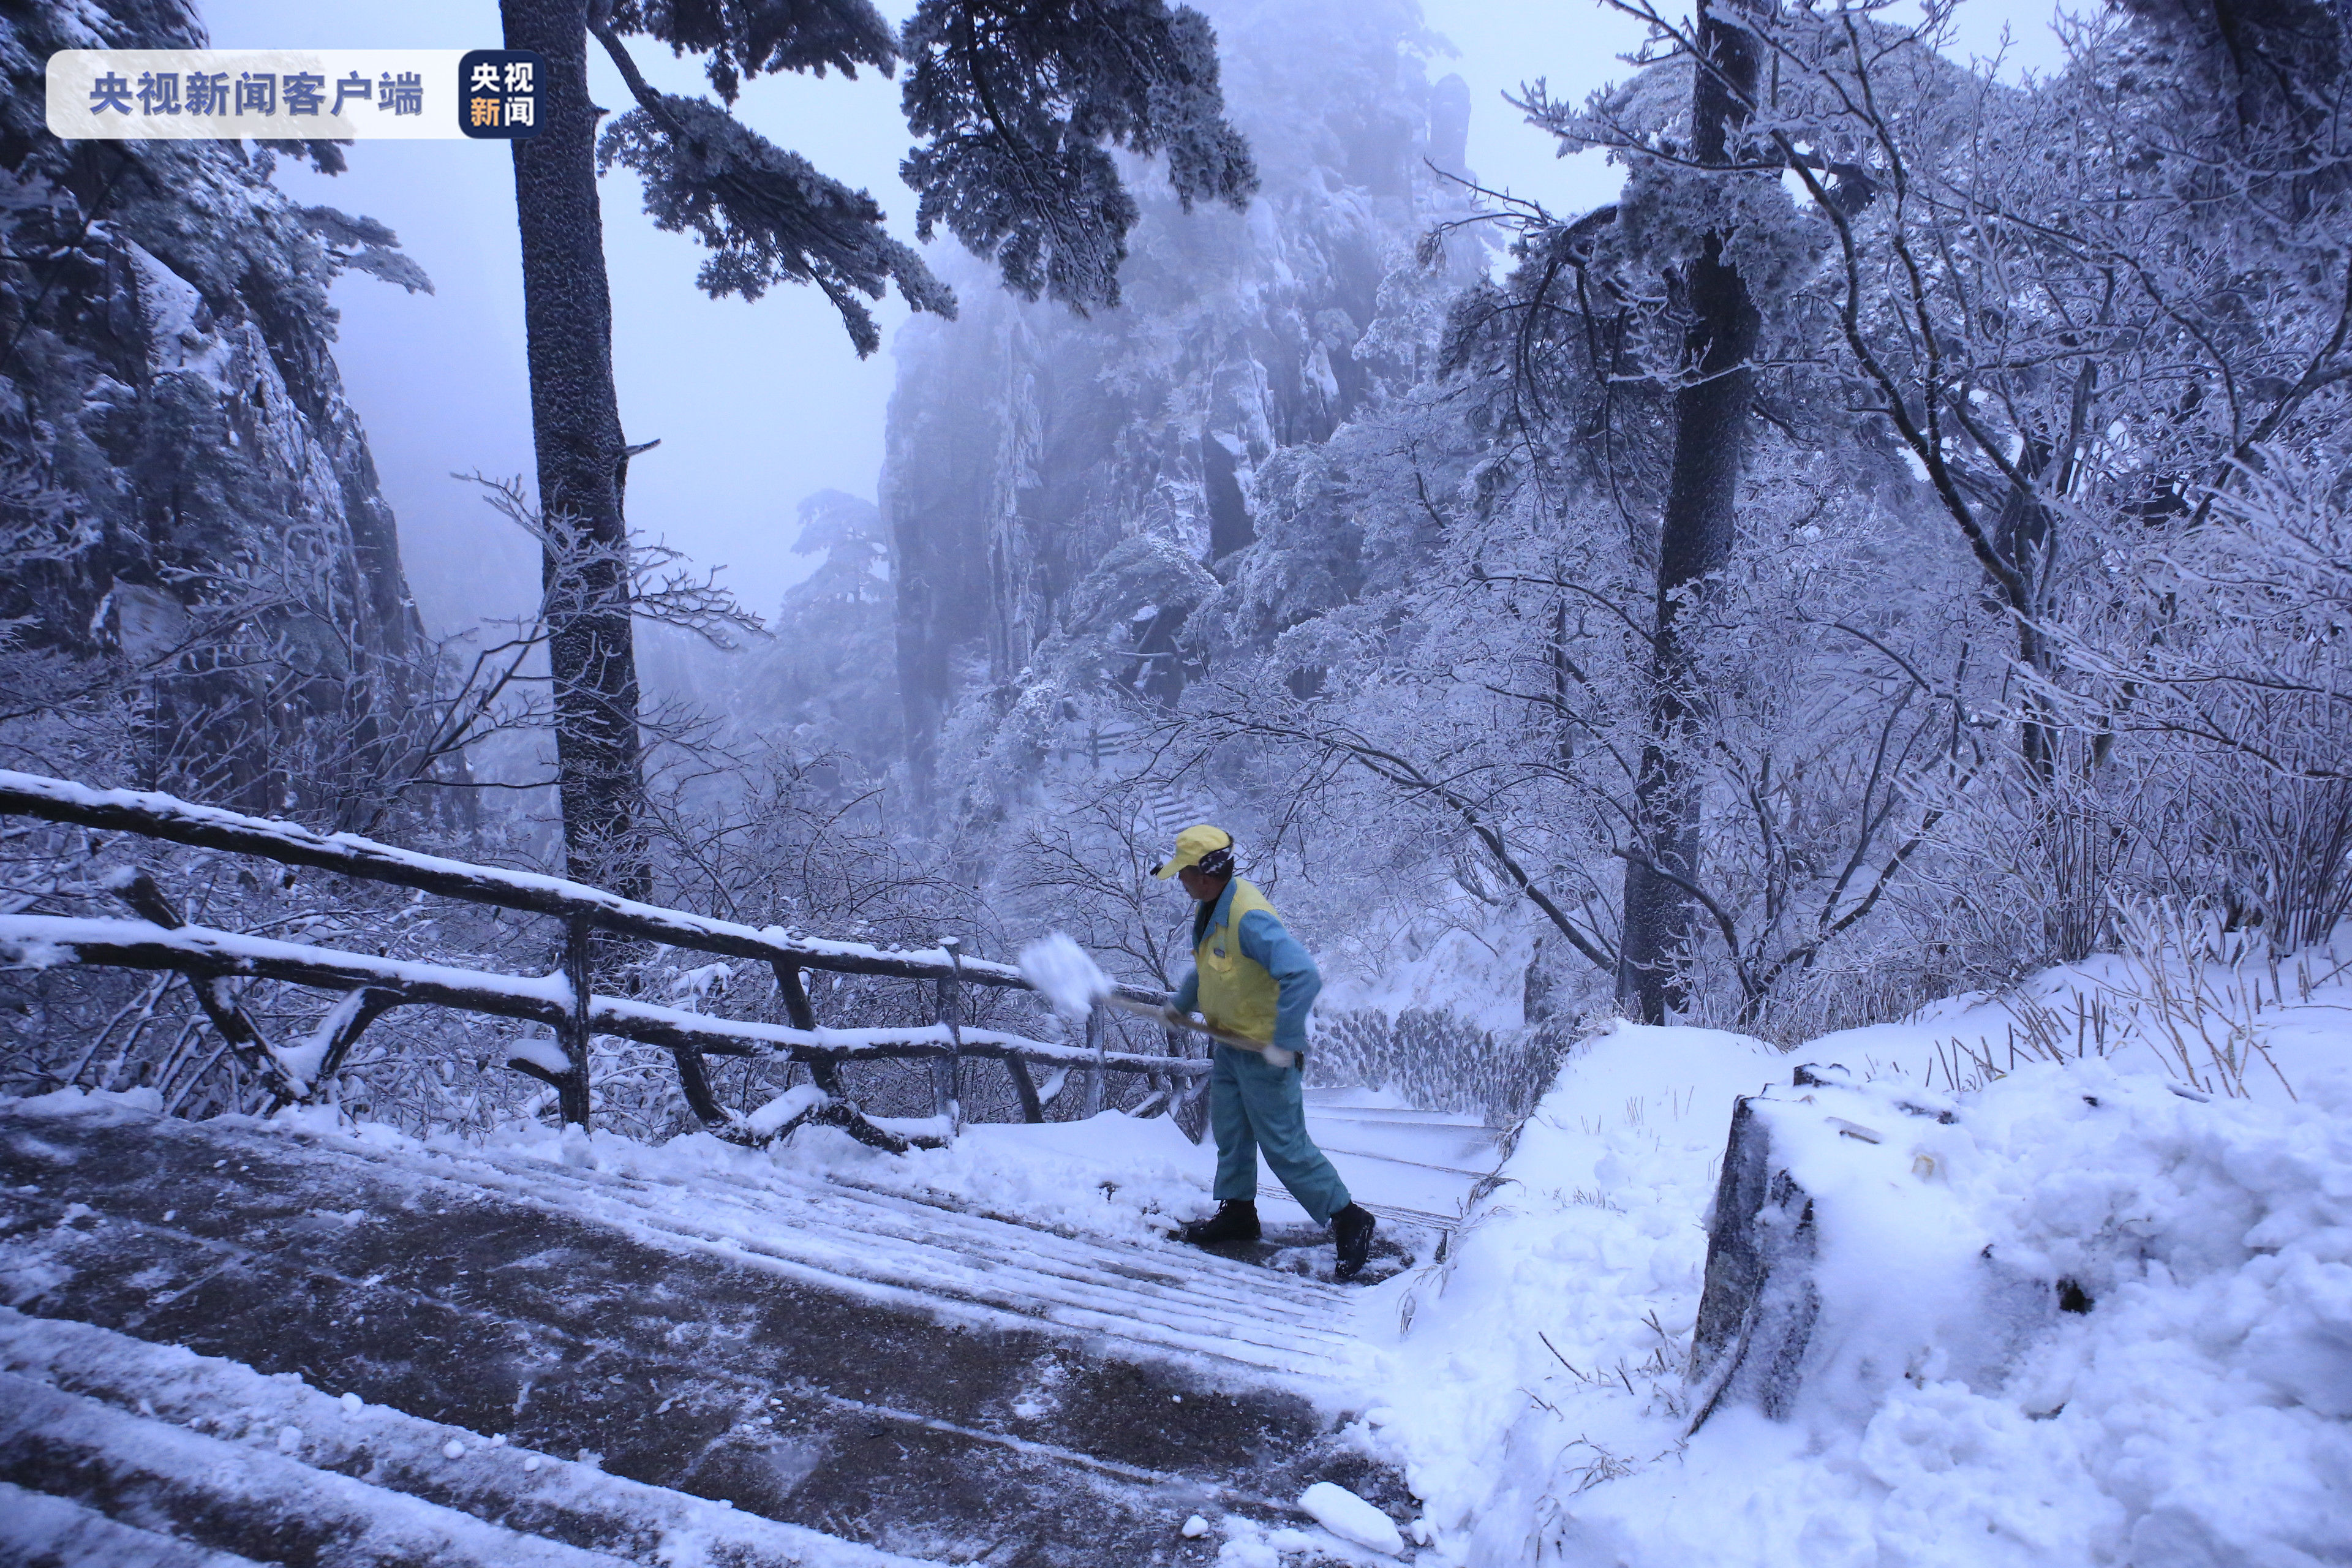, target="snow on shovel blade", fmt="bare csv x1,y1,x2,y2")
1017,932,1113,1020
1019,929,1298,1068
